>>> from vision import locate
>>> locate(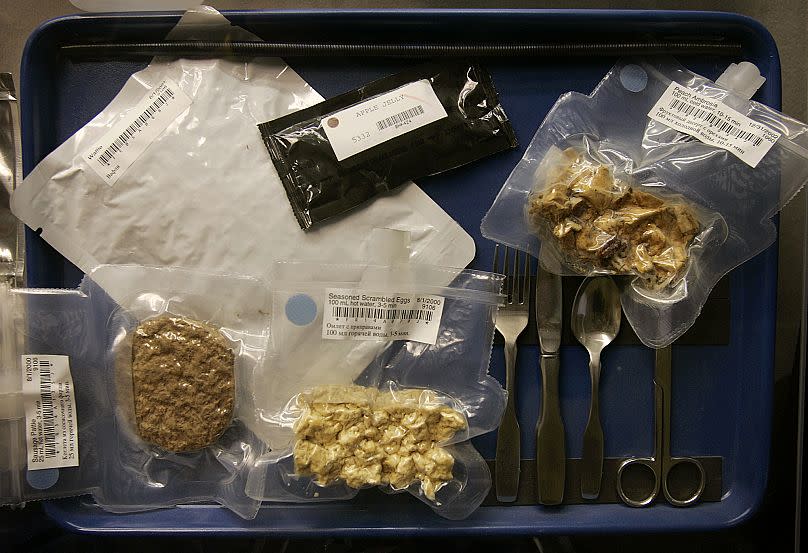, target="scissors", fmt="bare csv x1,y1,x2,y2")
616,346,706,507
